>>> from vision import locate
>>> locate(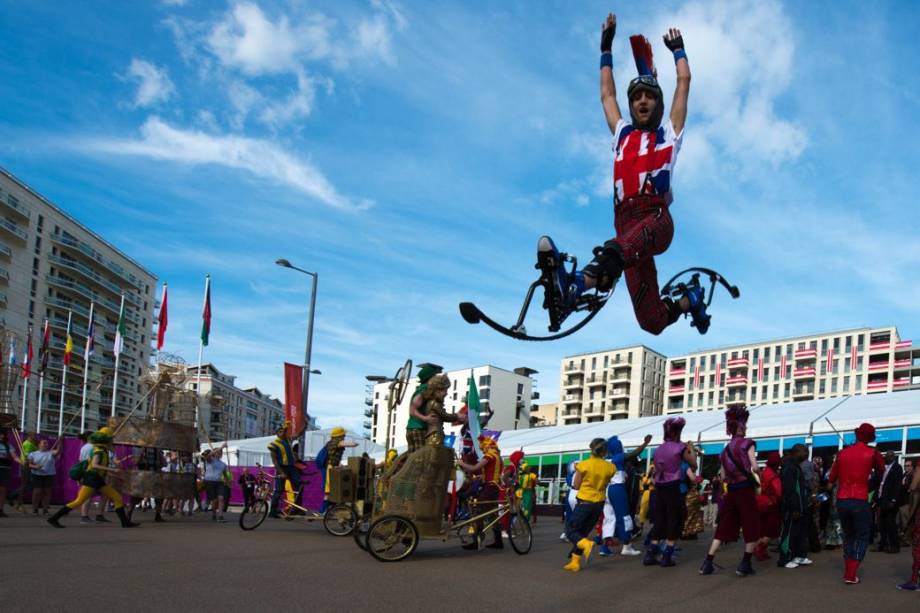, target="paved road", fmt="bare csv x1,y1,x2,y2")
1,509,916,612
